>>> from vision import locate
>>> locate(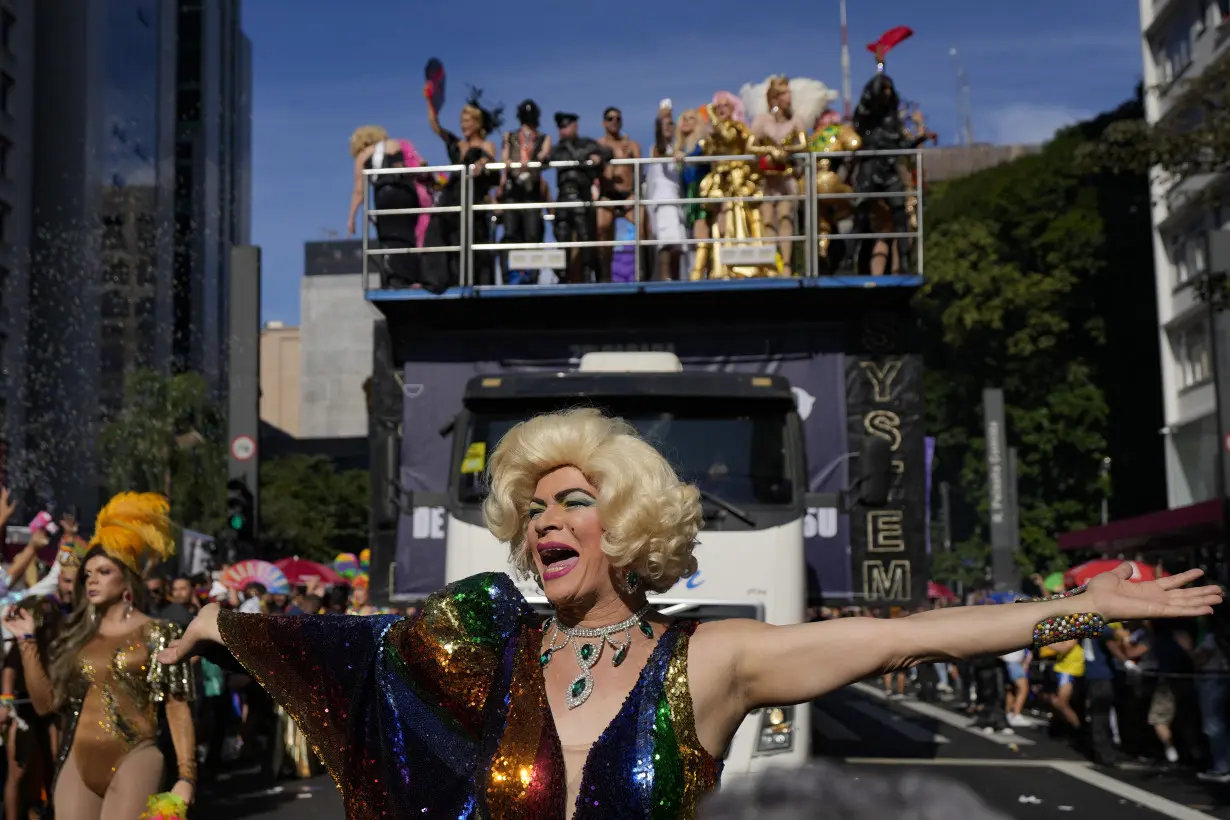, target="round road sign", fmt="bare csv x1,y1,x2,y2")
1225,432,1230,454
231,435,256,461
